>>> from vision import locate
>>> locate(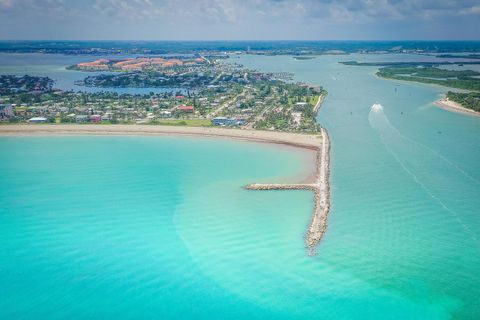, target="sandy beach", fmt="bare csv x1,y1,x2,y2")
434,97,480,117
0,124,323,150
